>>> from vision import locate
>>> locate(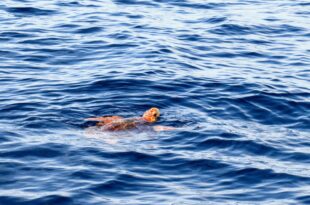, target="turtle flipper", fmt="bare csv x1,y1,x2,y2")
153,125,176,132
